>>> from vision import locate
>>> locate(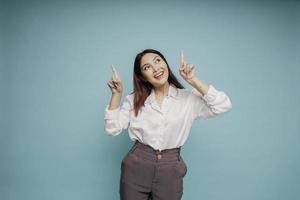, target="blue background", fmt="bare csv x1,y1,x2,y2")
1,0,299,199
